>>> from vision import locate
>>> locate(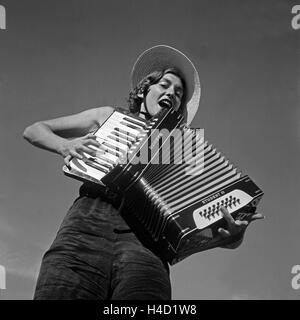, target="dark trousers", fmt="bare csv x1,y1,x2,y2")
34,194,171,300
